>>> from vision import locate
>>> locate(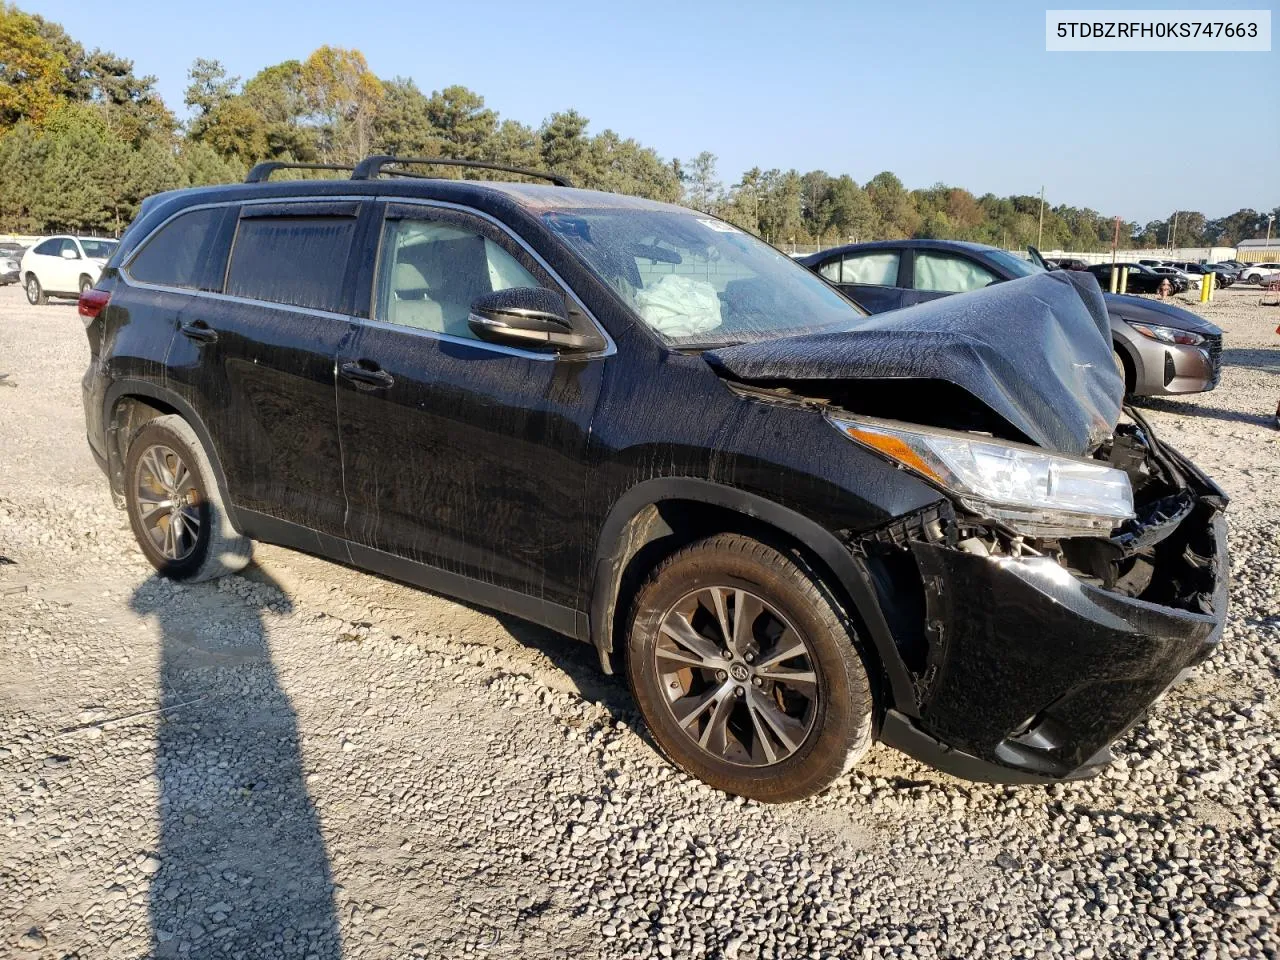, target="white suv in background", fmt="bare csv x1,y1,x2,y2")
1239,262,1280,285
20,235,119,304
